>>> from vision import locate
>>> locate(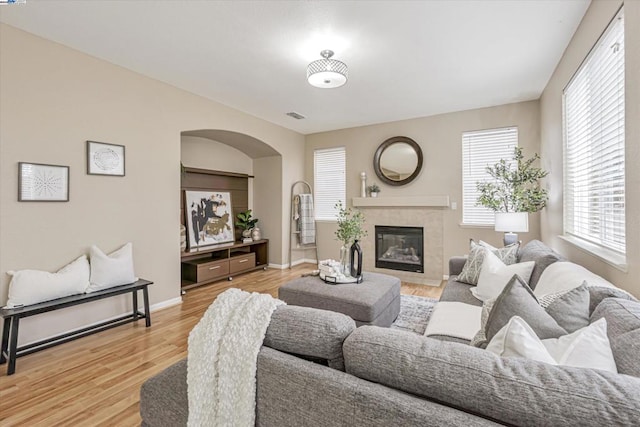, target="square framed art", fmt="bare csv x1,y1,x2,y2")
18,162,69,202
184,190,235,249
87,141,125,176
